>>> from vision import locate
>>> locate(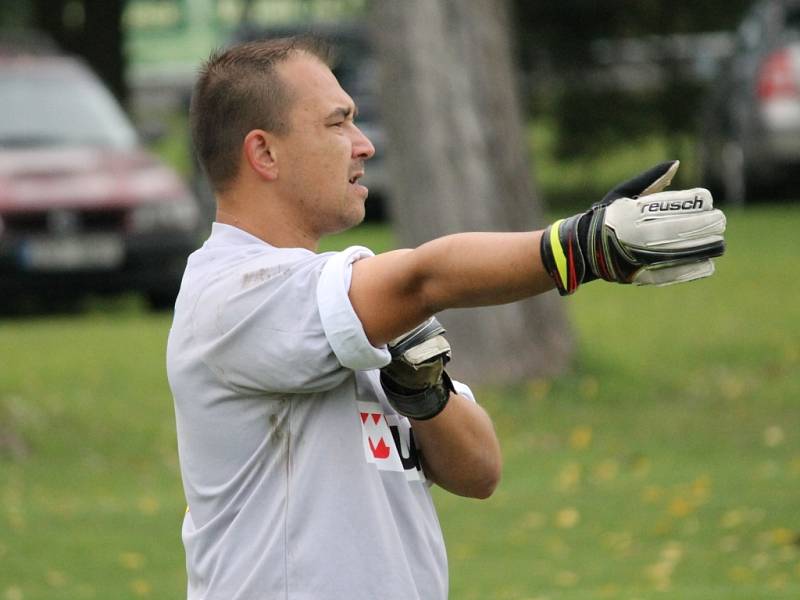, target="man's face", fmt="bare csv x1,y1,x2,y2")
274,53,376,237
